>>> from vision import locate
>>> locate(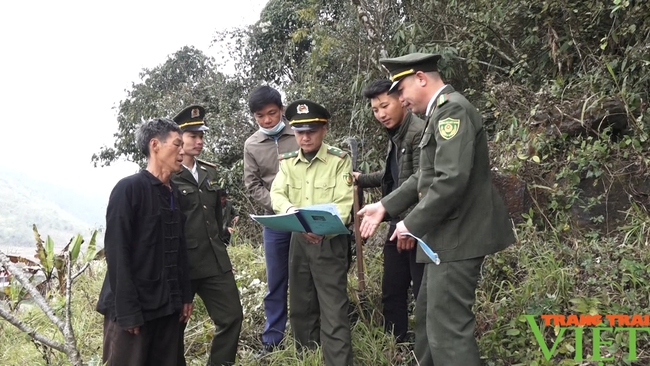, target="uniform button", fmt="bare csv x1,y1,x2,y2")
418,192,422,199
203,205,207,209
206,221,209,224
199,189,203,193
306,181,309,184
306,197,309,200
